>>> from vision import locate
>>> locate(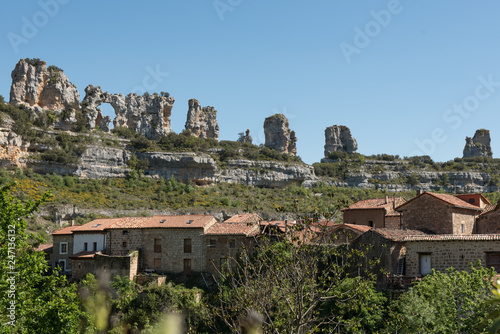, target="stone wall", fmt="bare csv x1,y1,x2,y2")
204,235,255,274
52,234,74,271
405,239,500,276
399,195,476,234
477,210,500,234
